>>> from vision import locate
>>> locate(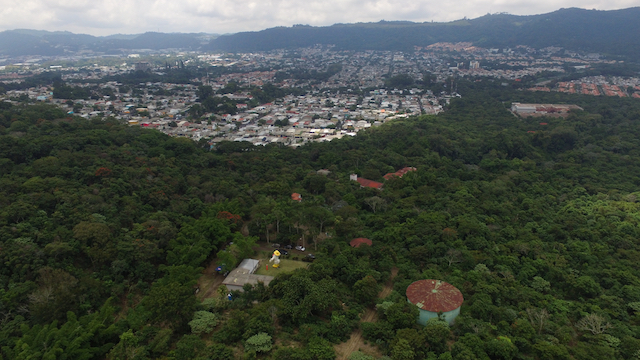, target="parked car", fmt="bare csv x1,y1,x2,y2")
277,249,289,256
284,244,293,250
272,243,281,248
303,254,316,262
295,245,306,252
